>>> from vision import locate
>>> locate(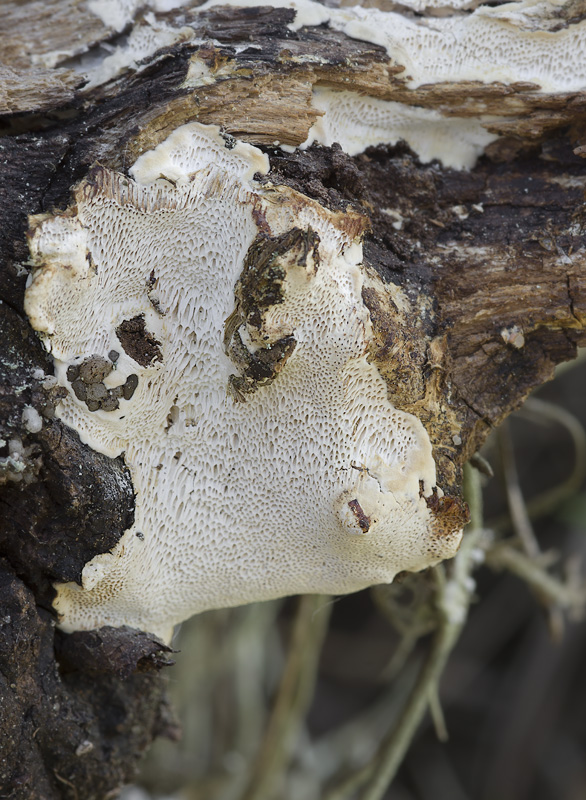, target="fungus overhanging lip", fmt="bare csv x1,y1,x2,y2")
24,122,465,644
